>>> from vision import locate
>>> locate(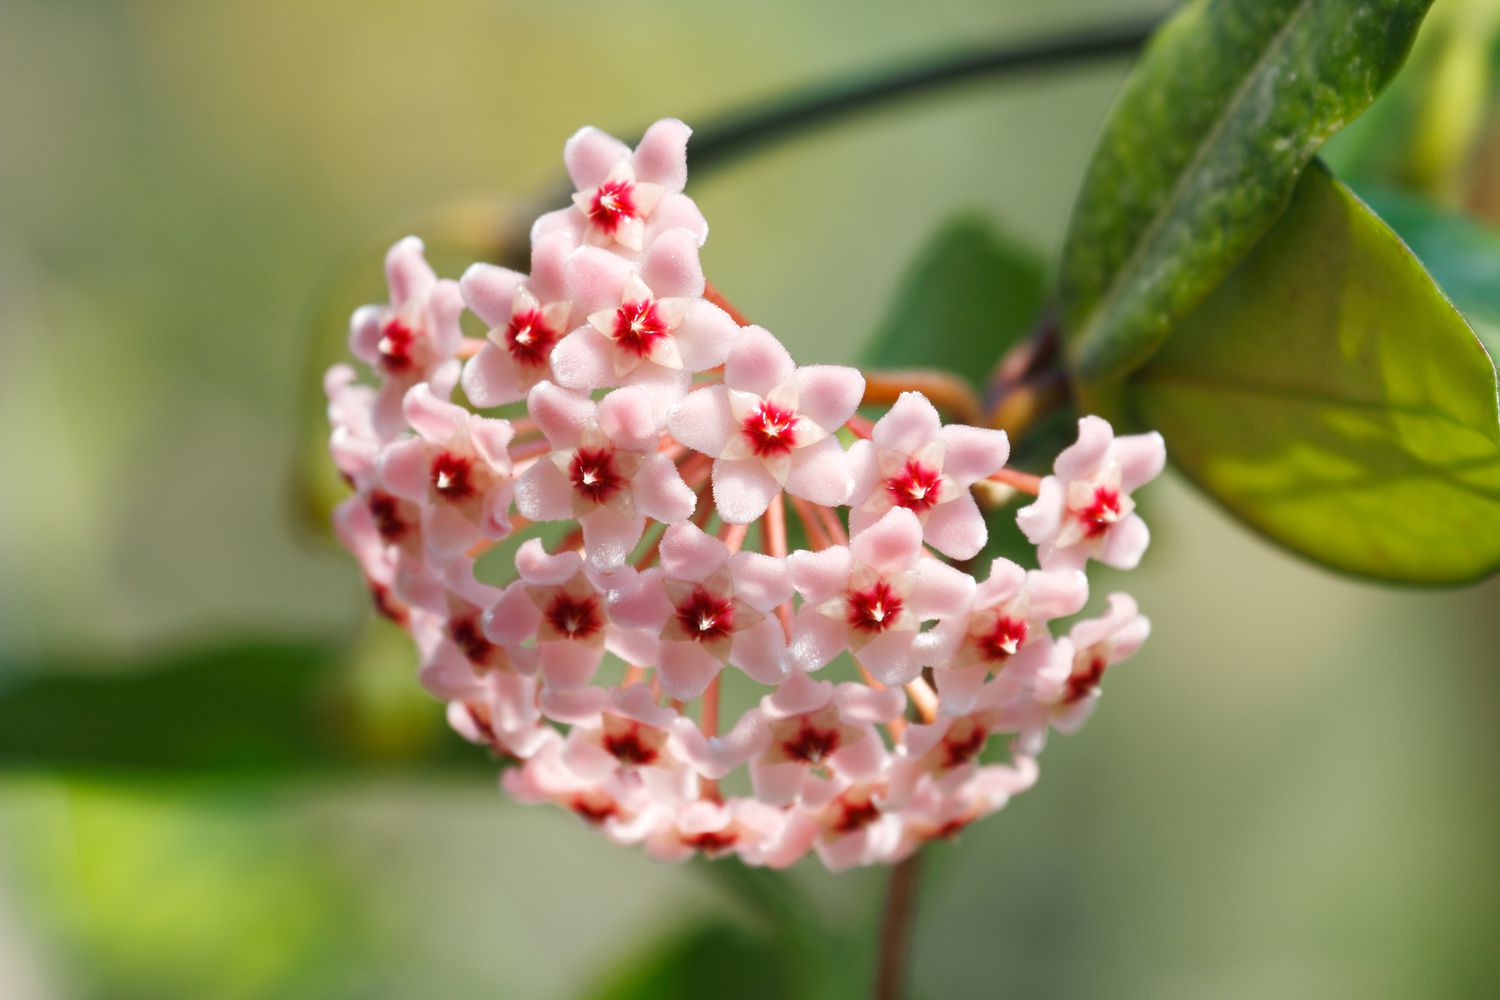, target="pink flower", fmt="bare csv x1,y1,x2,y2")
668,326,865,522
739,672,904,806
1017,416,1166,570
324,364,381,489
503,731,660,845
482,539,659,692
787,507,976,684
348,236,463,438
642,798,787,864
607,521,792,698
459,234,575,407
922,557,1088,714
412,566,535,701
542,684,699,805
533,118,708,254
847,391,1009,560
1031,593,1150,737
377,384,515,556
515,381,696,568
894,756,1039,850
446,670,551,760
549,229,738,396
